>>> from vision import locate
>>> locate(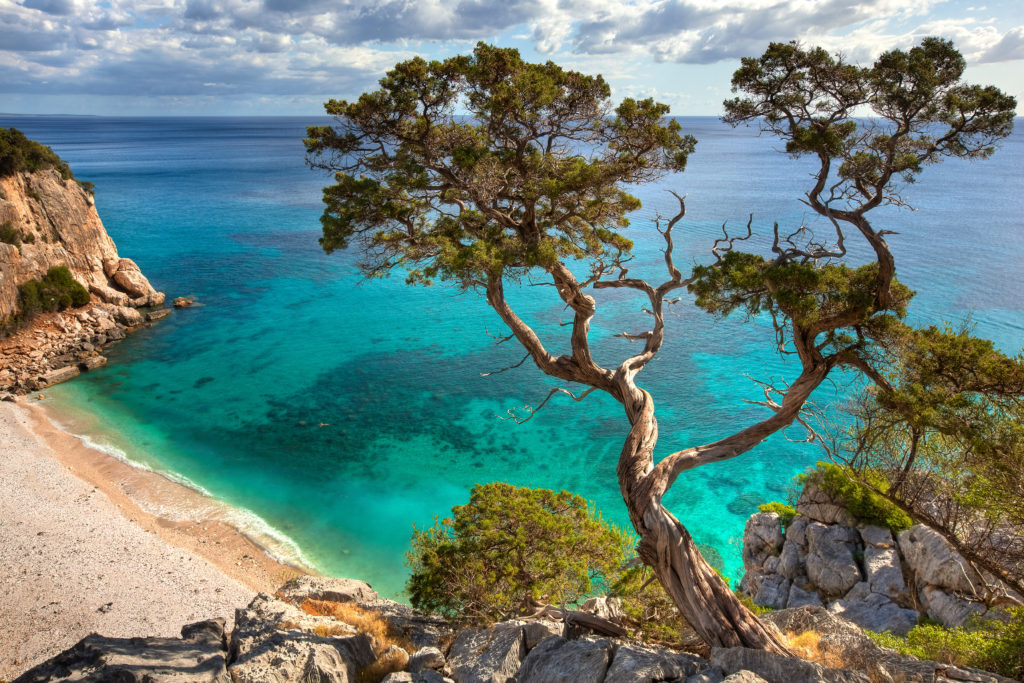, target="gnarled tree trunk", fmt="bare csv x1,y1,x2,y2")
615,385,791,652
